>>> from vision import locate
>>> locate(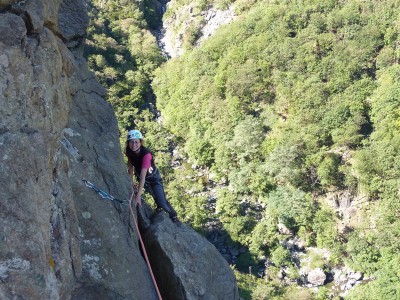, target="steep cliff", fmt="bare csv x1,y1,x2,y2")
0,0,158,298
0,0,238,299
160,1,236,57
